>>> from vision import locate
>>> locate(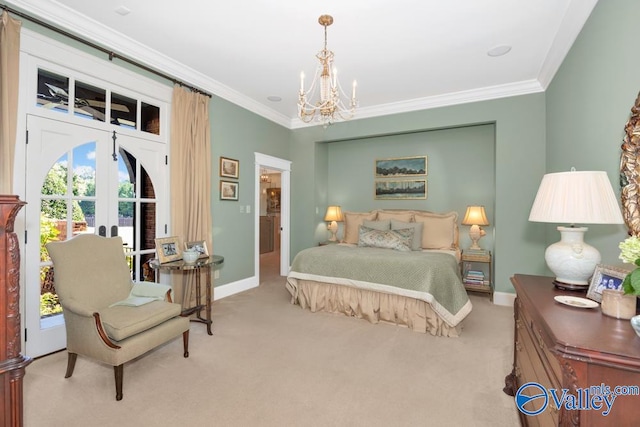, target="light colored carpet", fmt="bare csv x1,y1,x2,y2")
24,252,520,427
